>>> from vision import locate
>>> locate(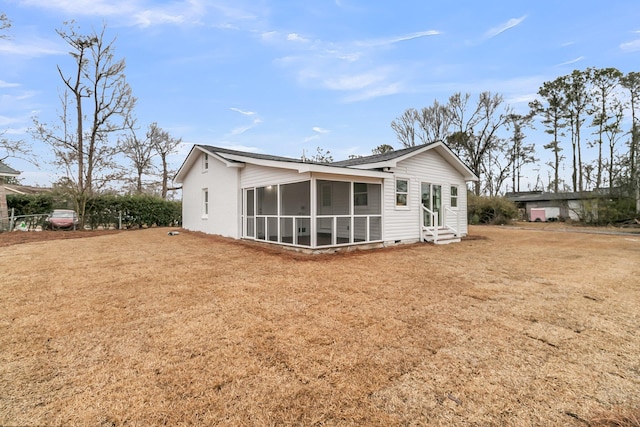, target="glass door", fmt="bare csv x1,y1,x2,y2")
421,183,442,227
